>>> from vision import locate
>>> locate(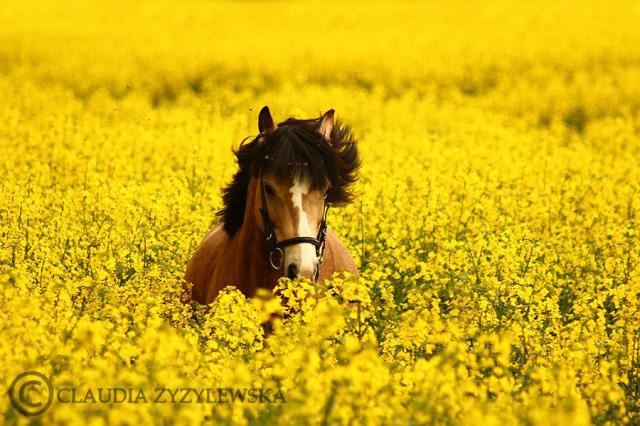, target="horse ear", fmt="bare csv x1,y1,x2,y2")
319,109,335,140
258,106,277,134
